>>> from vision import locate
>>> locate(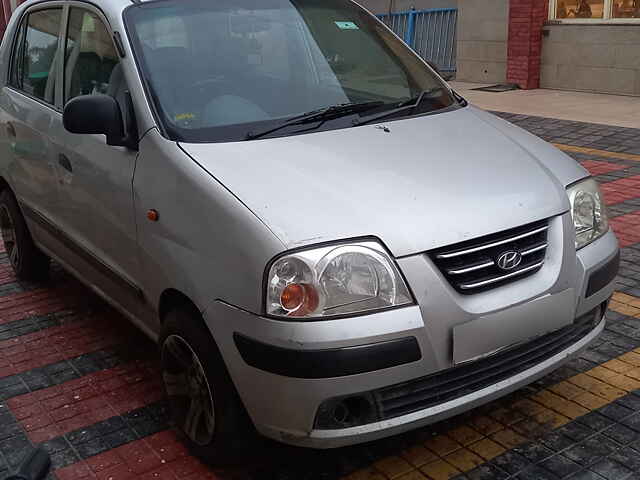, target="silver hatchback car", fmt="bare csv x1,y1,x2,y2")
0,0,619,462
